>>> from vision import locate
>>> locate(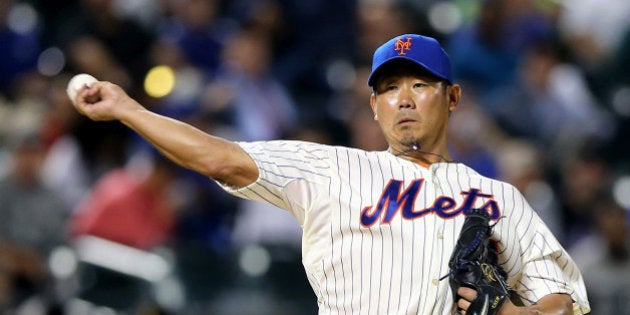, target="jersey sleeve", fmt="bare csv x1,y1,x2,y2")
216,140,333,225
500,187,591,314
516,236,591,314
